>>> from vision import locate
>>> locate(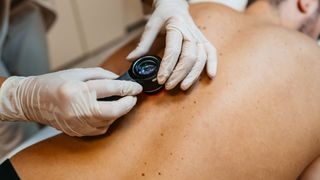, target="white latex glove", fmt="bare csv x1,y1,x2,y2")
0,68,142,137
127,0,217,90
